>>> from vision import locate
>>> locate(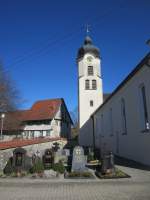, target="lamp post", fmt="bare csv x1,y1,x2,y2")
0,113,5,140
